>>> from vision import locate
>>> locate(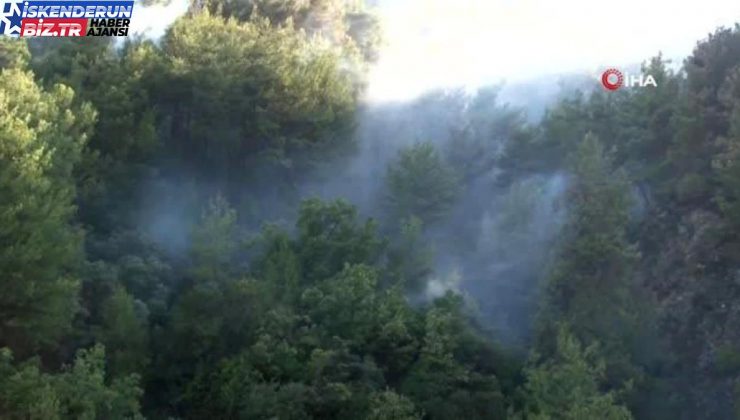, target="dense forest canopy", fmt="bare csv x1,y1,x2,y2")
2,1,740,418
